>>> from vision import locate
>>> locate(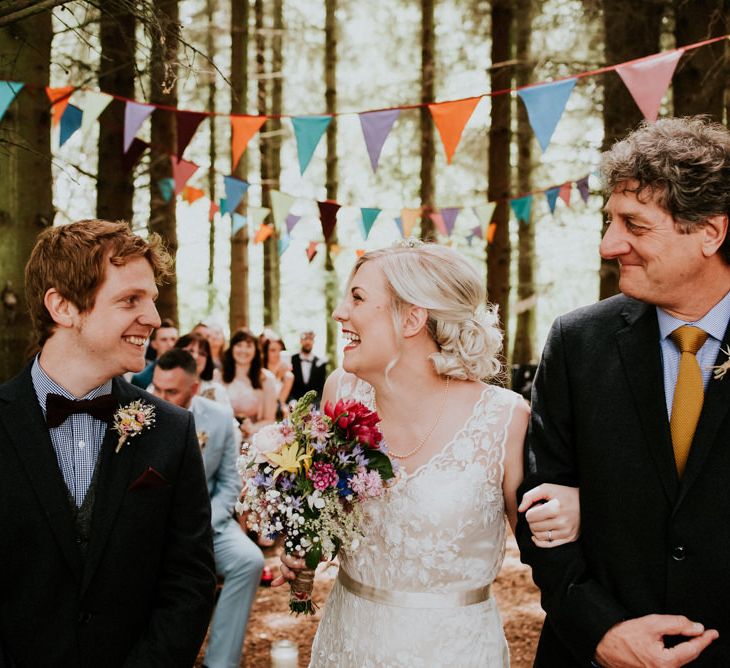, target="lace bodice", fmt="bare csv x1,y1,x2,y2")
309,374,520,667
